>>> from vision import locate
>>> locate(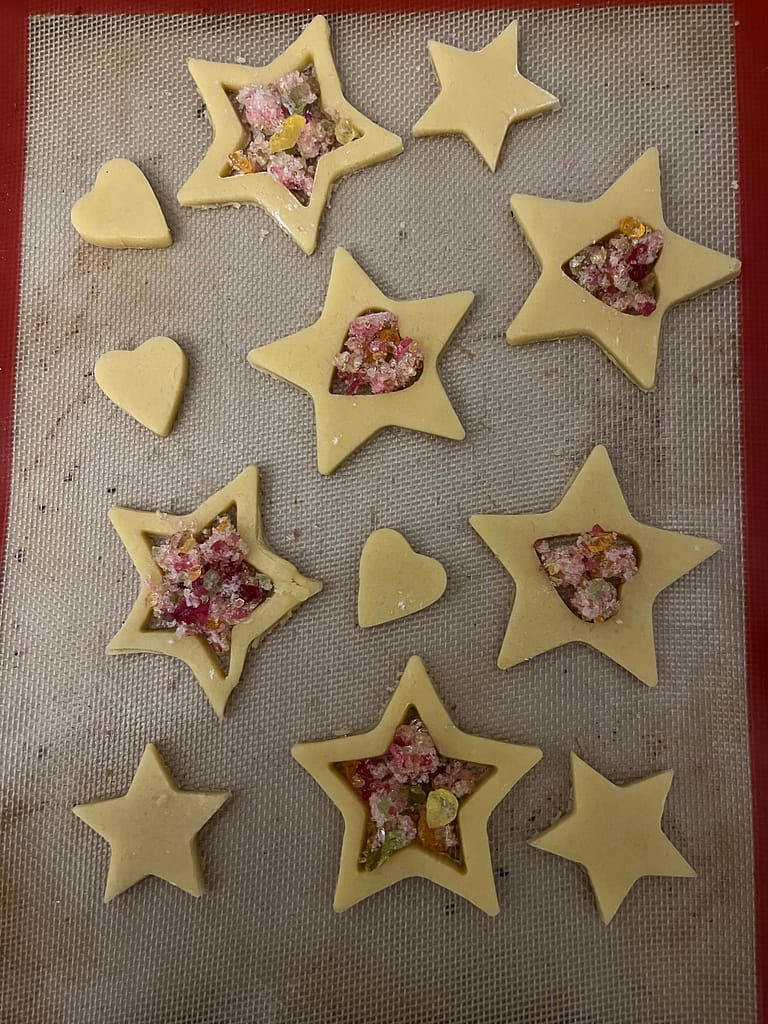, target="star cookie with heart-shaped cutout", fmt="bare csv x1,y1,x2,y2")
506,148,741,390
